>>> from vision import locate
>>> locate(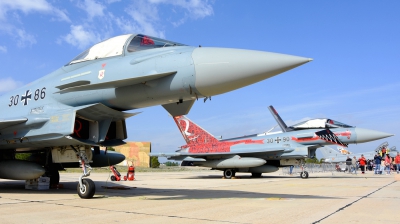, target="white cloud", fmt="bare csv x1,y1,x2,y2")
15,28,37,47
0,46,7,53
0,0,70,48
59,0,214,49
0,78,23,93
0,0,70,22
149,0,214,27
76,0,105,20
106,0,121,3
60,25,101,50
123,0,165,38
163,0,214,19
